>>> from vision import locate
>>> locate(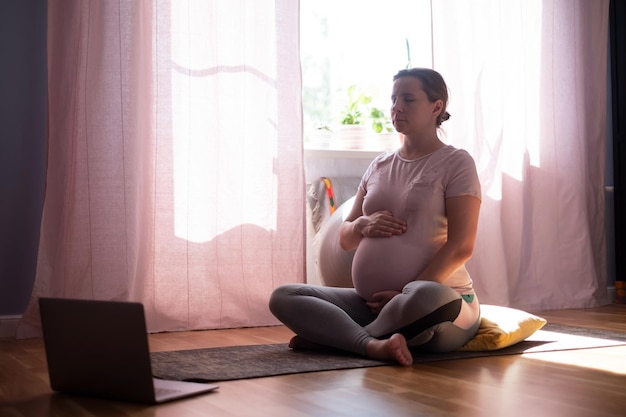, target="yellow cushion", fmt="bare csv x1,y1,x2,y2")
458,304,547,351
